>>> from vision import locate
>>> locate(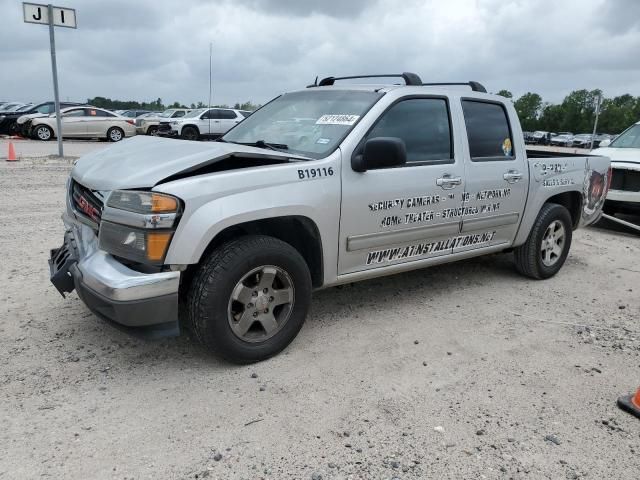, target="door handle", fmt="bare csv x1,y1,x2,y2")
436,174,462,189
503,170,523,183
